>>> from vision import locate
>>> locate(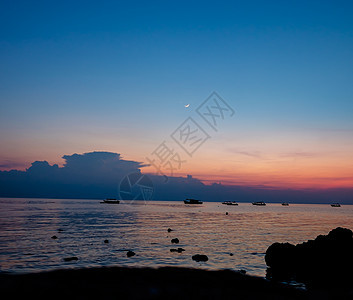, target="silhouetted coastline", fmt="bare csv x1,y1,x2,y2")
0,266,320,300
2,264,352,300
